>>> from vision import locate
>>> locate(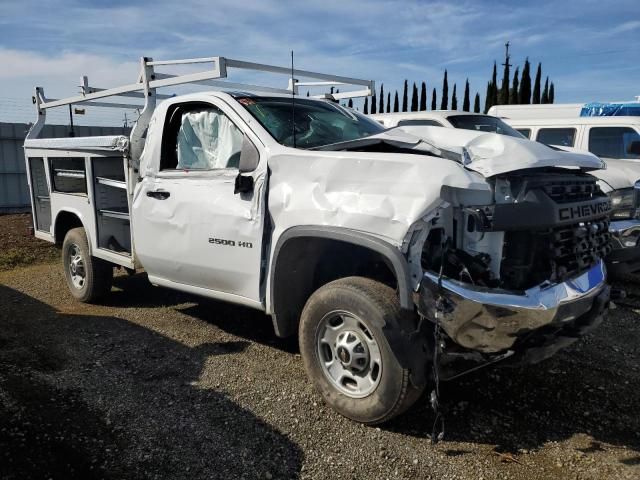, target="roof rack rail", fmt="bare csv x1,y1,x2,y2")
28,55,375,159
